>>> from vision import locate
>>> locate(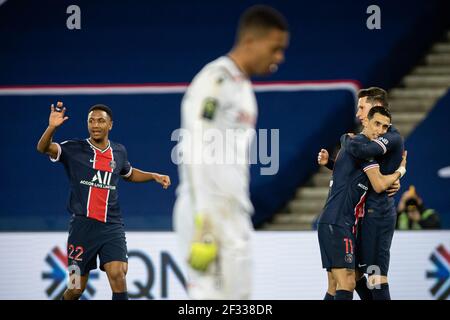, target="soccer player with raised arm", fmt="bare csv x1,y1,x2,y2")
37,102,171,300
